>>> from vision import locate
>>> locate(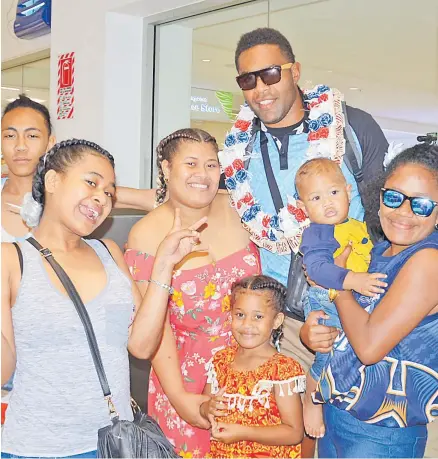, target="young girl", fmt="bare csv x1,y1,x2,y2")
1,139,207,458
201,275,305,458
301,142,438,458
